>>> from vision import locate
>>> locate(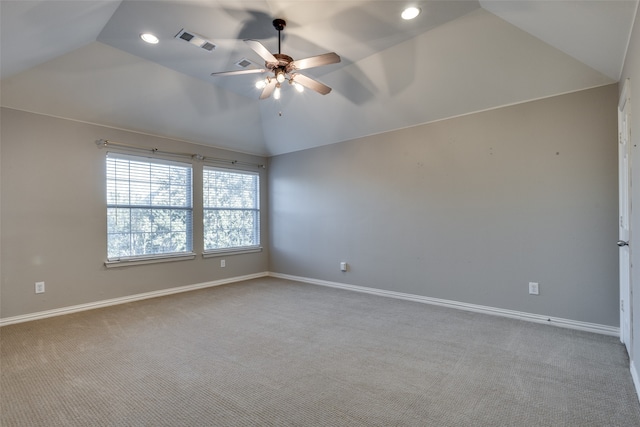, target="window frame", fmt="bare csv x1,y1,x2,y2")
105,152,195,267
202,166,261,256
